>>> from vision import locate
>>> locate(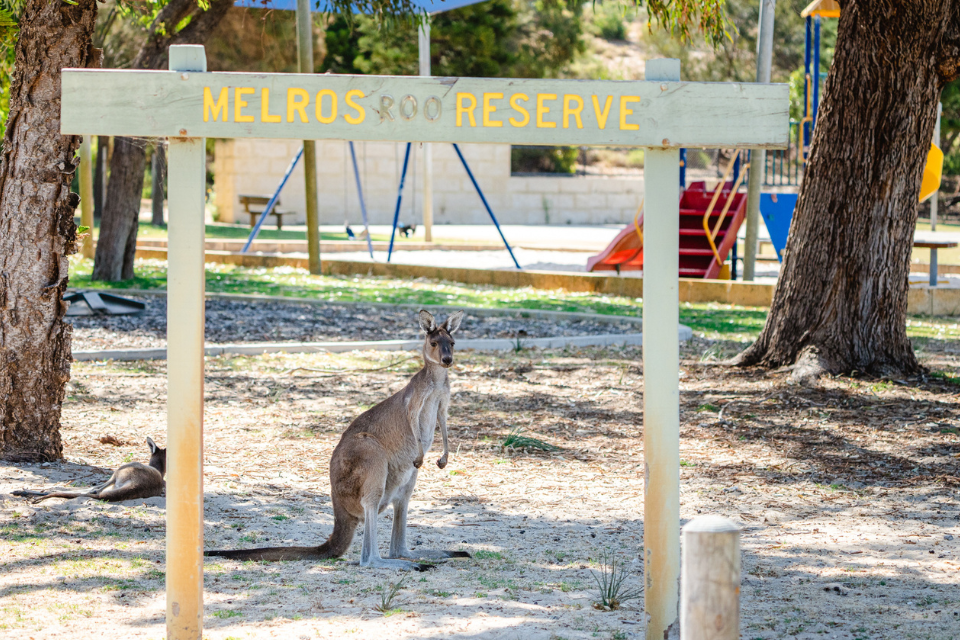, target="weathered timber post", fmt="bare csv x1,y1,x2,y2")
165,45,207,640
296,0,321,274
79,135,95,259
419,17,434,242
680,516,741,640
643,58,682,640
